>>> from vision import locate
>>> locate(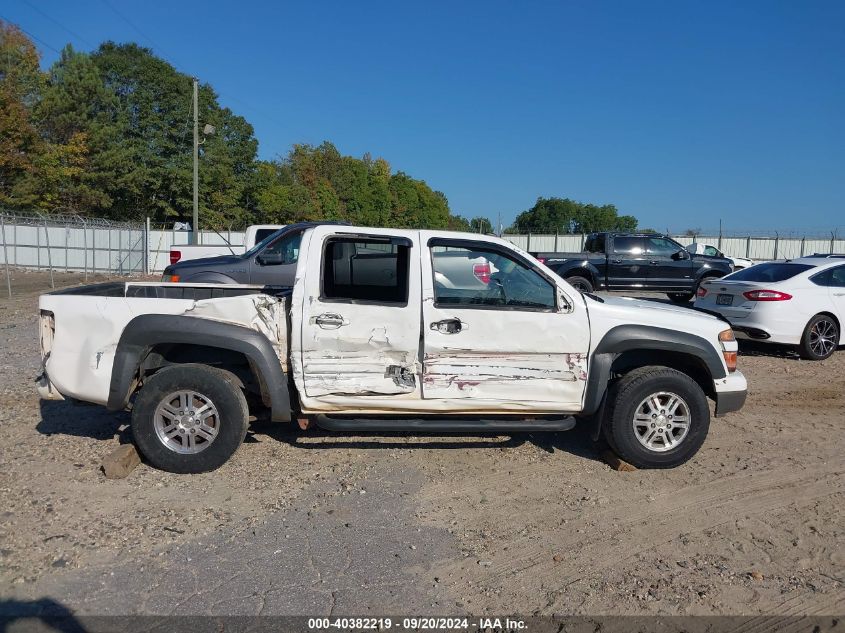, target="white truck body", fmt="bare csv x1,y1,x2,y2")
687,242,754,270
38,225,747,472
169,225,286,264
